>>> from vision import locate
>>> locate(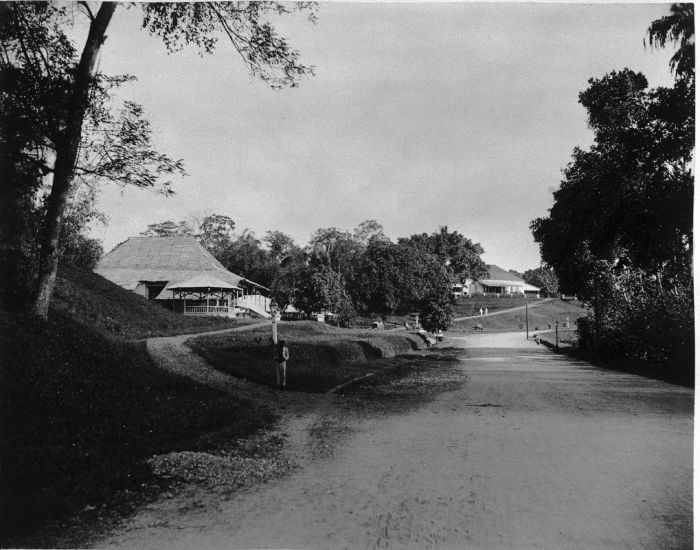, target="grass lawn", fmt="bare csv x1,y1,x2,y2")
0,310,274,545
452,295,545,317
188,321,427,393
451,299,588,332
